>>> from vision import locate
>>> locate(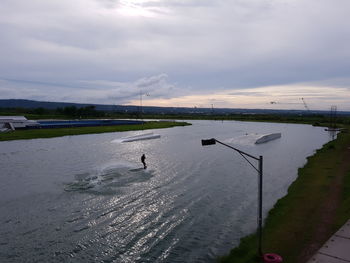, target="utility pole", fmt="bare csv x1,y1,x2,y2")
330,105,337,129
